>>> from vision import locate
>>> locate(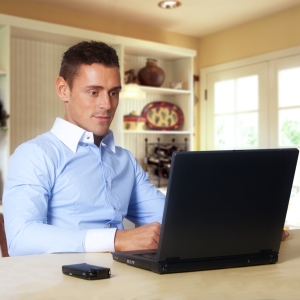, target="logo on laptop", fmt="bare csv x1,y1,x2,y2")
127,259,135,265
